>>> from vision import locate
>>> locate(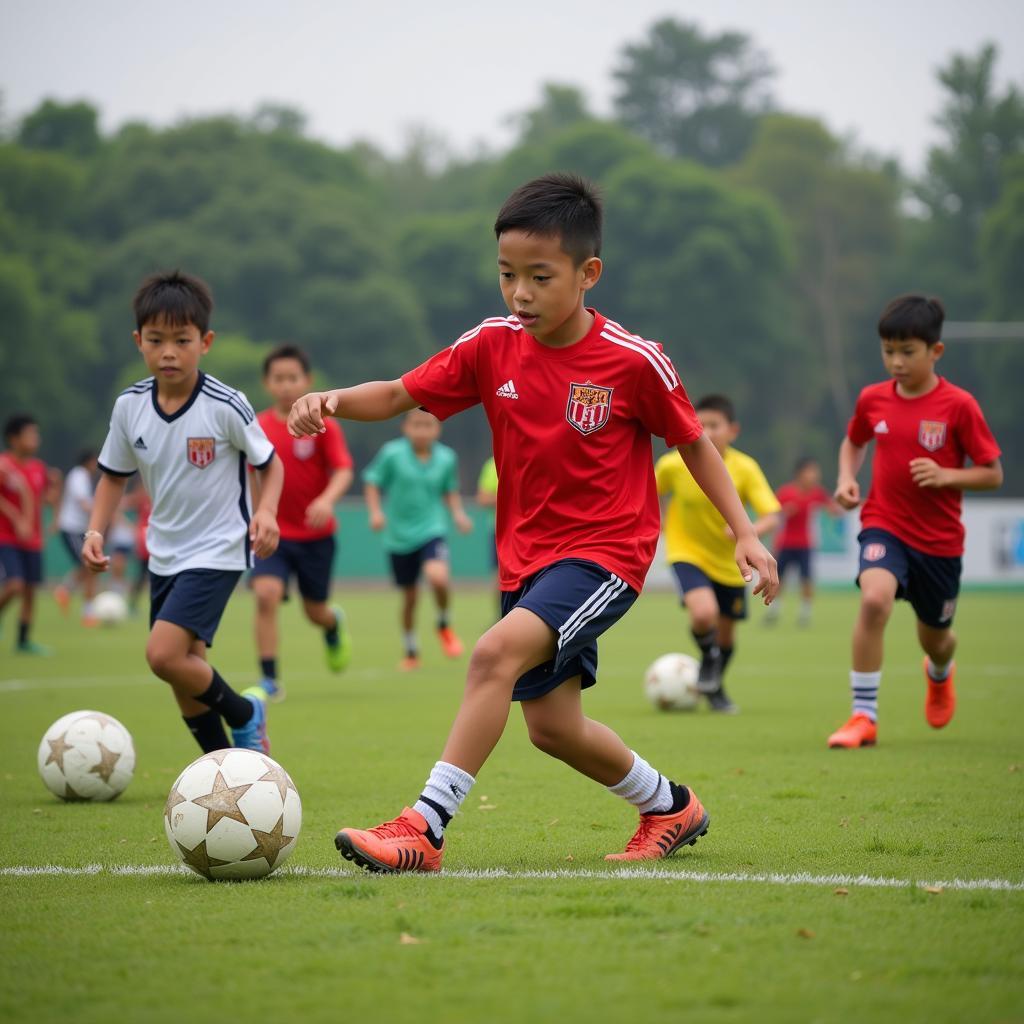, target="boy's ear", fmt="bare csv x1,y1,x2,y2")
931,340,944,361
728,421,741,442
579,256,602,291
201,330,215,354
133,330,142,352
